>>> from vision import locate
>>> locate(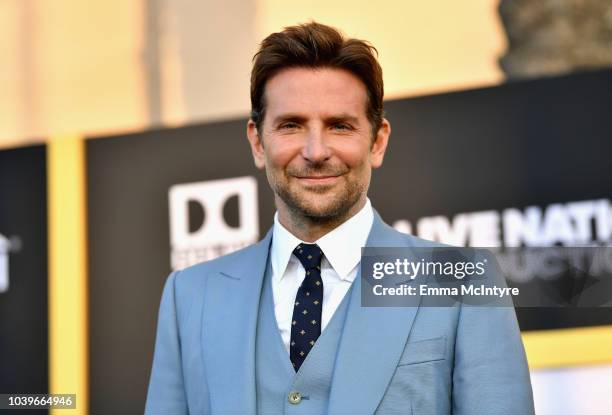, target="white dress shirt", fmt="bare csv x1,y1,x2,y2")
270,199,374,354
